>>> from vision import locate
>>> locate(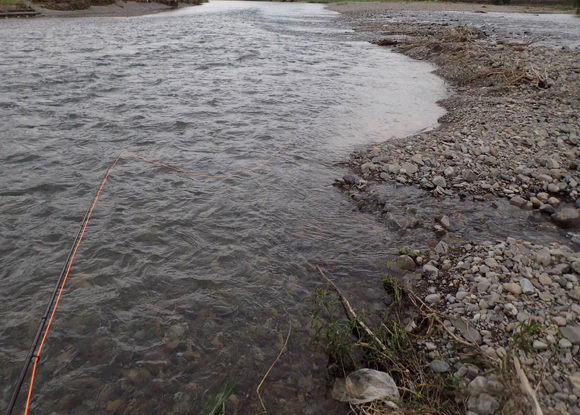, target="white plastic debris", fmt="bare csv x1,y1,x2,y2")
331,368,400,404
